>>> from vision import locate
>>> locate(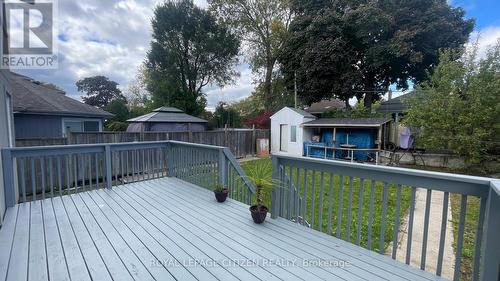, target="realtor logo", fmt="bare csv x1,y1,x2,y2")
1,0,58,69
